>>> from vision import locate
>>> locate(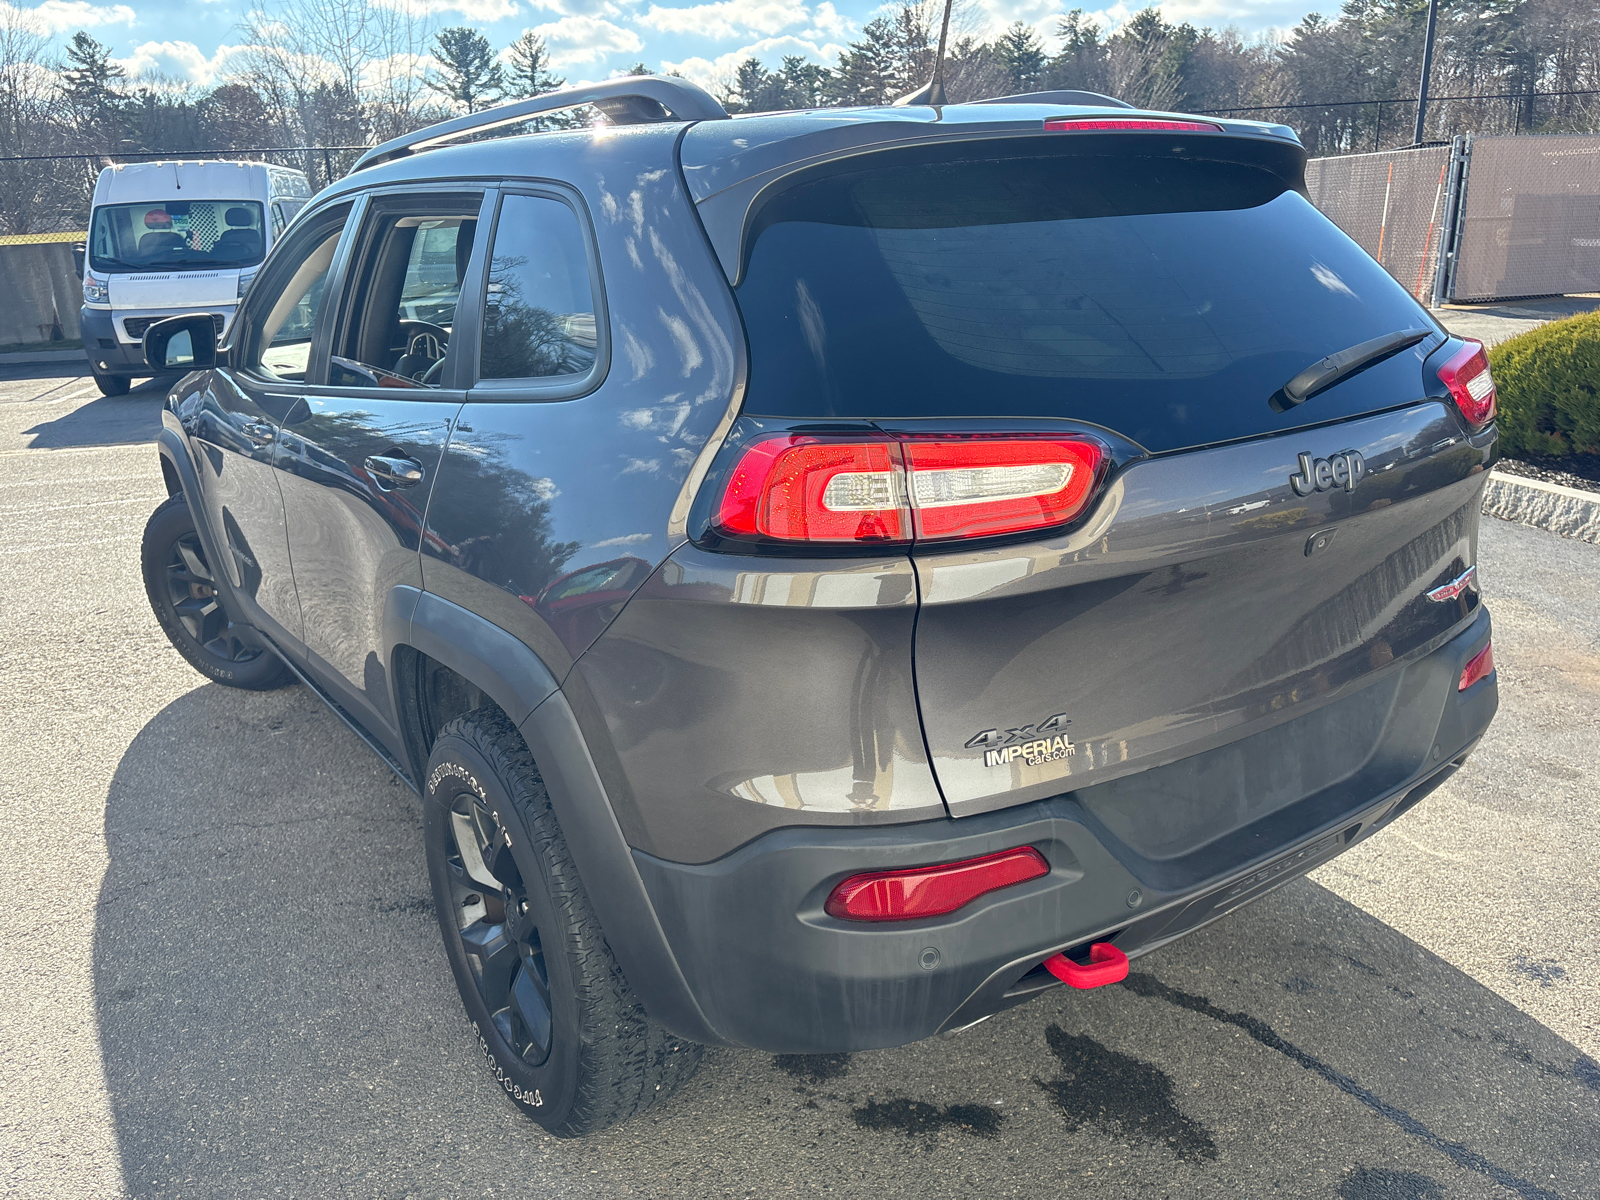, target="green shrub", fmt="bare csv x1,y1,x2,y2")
1487,309,1600,459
